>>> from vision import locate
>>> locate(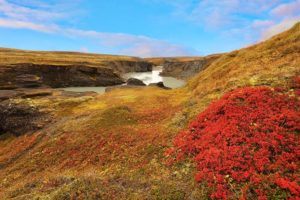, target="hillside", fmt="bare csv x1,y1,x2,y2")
189,22,300,109
0,23,299,199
